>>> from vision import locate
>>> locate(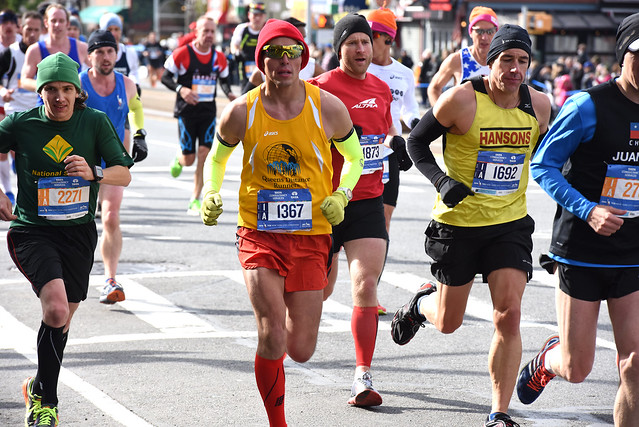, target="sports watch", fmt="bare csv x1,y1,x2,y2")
337,187,353,201
93,165,104,182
